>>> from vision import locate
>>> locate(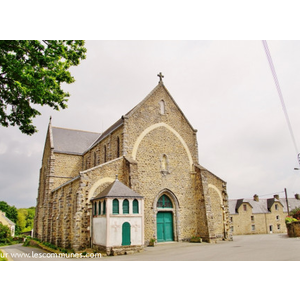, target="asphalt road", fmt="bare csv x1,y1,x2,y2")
1,233,300,261
101,233,300,261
